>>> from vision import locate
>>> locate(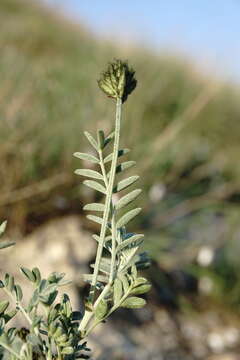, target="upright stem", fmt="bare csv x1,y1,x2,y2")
89,97,122,303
